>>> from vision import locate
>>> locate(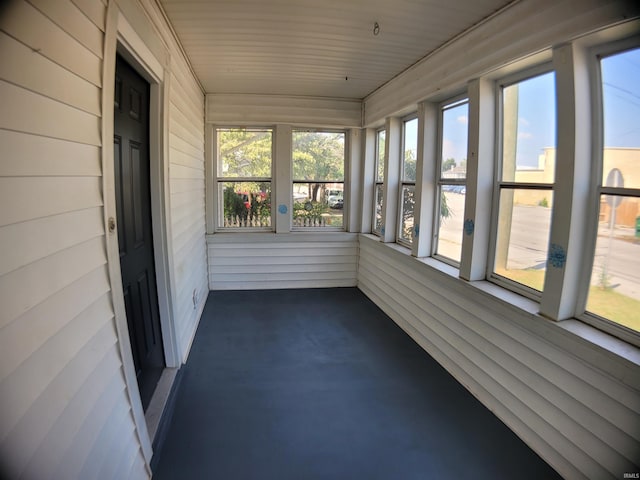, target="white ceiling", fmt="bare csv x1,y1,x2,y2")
160,0,515,99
